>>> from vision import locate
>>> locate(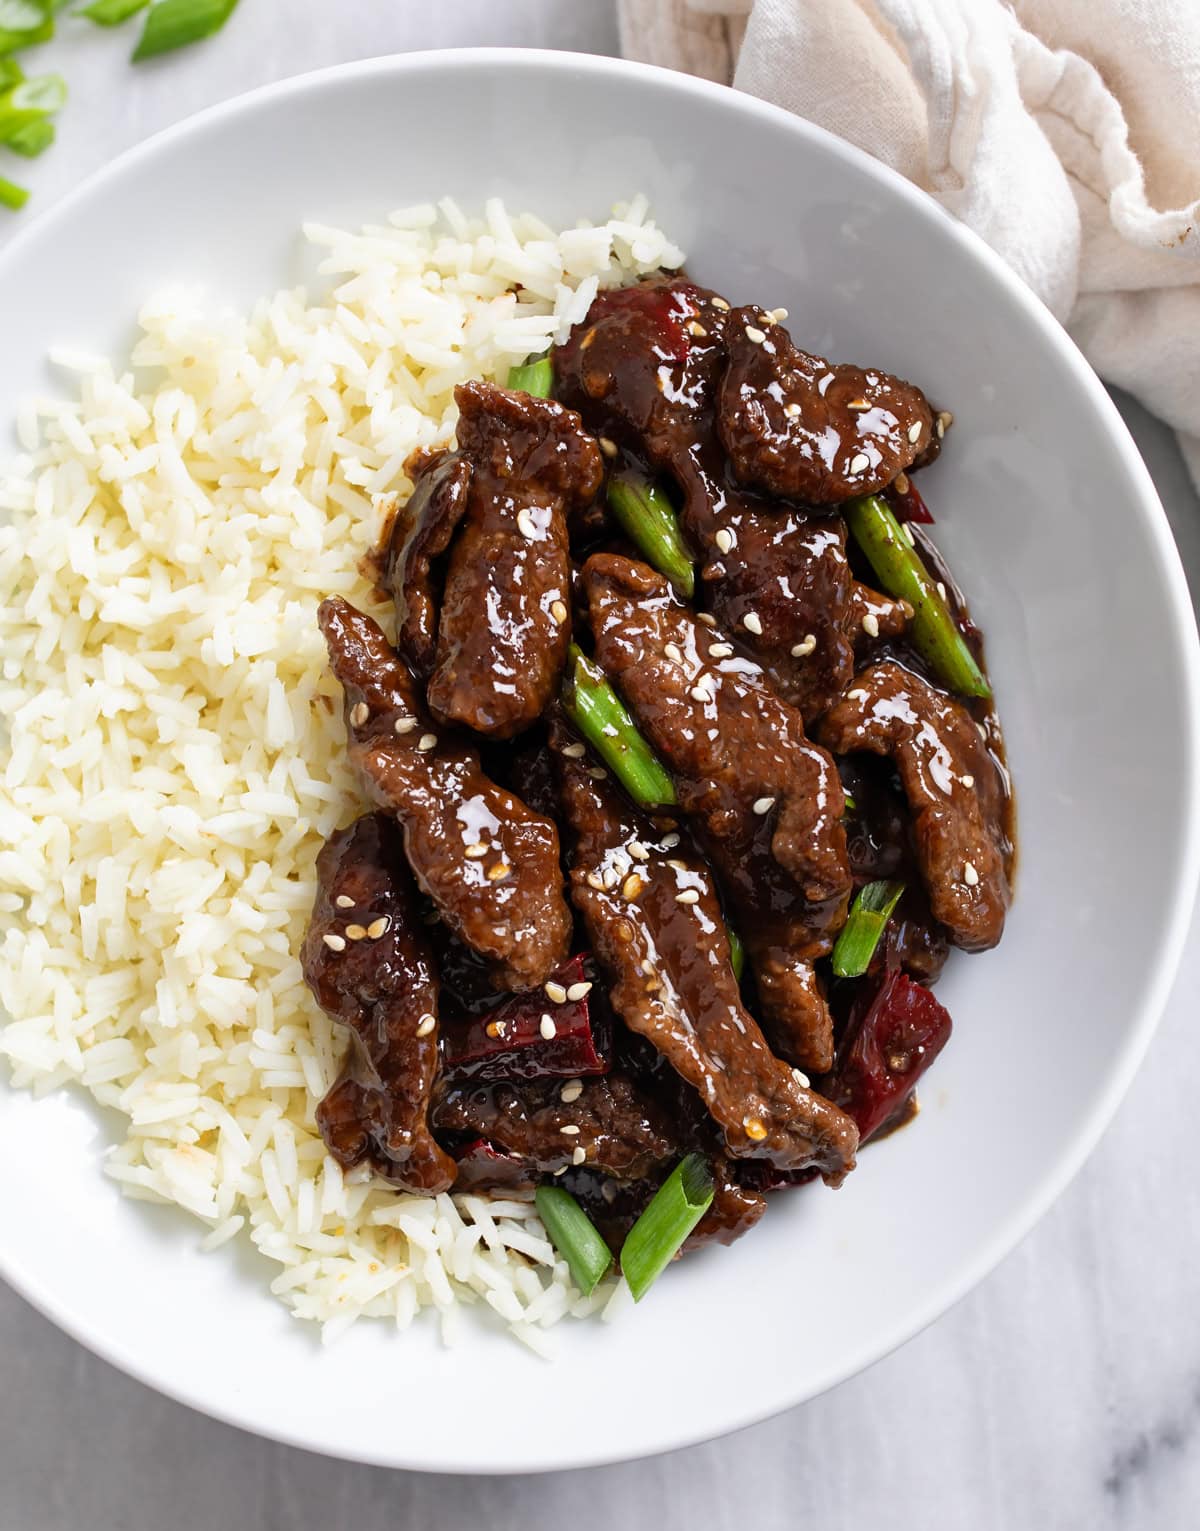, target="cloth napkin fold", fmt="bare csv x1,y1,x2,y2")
618,0,1200,488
